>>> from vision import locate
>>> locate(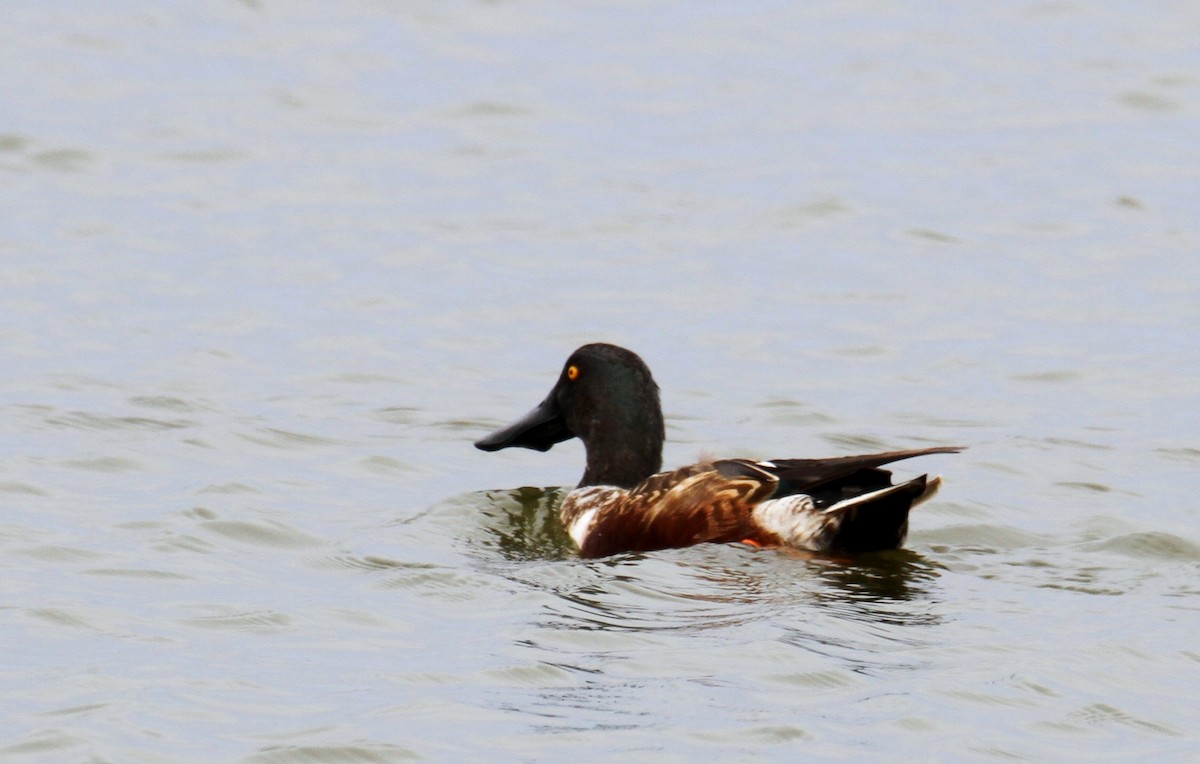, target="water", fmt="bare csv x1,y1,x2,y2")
2,1,1199,760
